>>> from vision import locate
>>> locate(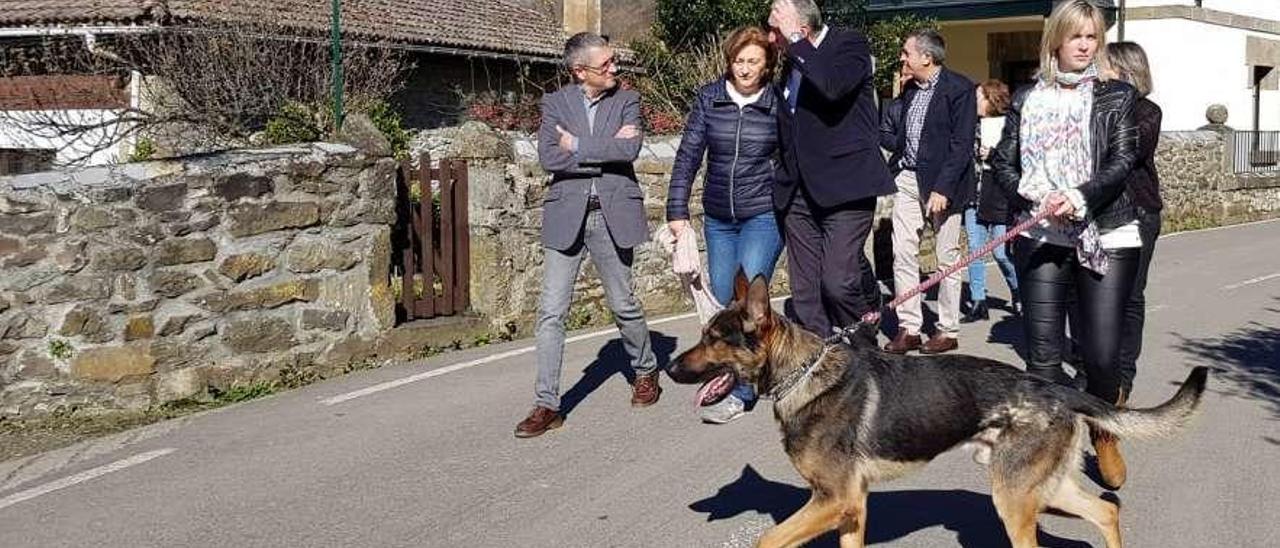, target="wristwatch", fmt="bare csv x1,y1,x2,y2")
788,31,804,43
